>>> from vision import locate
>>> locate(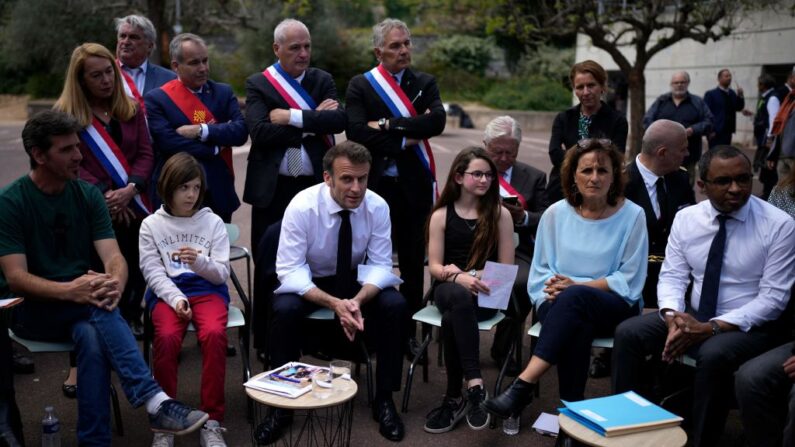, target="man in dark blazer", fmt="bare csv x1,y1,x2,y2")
482,116,548,374
243,18,346,368
114,14,176,96
704,69,746,148
625,119,695,307
145,33,247,223
345,18,446,361
243,18,346,259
